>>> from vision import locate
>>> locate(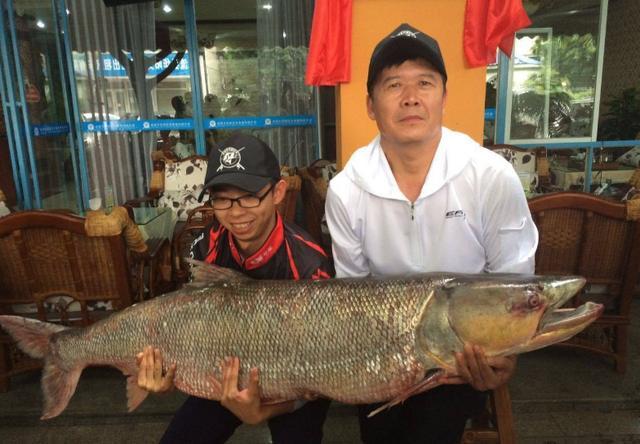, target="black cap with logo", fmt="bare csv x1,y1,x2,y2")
367,23,447,94
198,133,281,201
